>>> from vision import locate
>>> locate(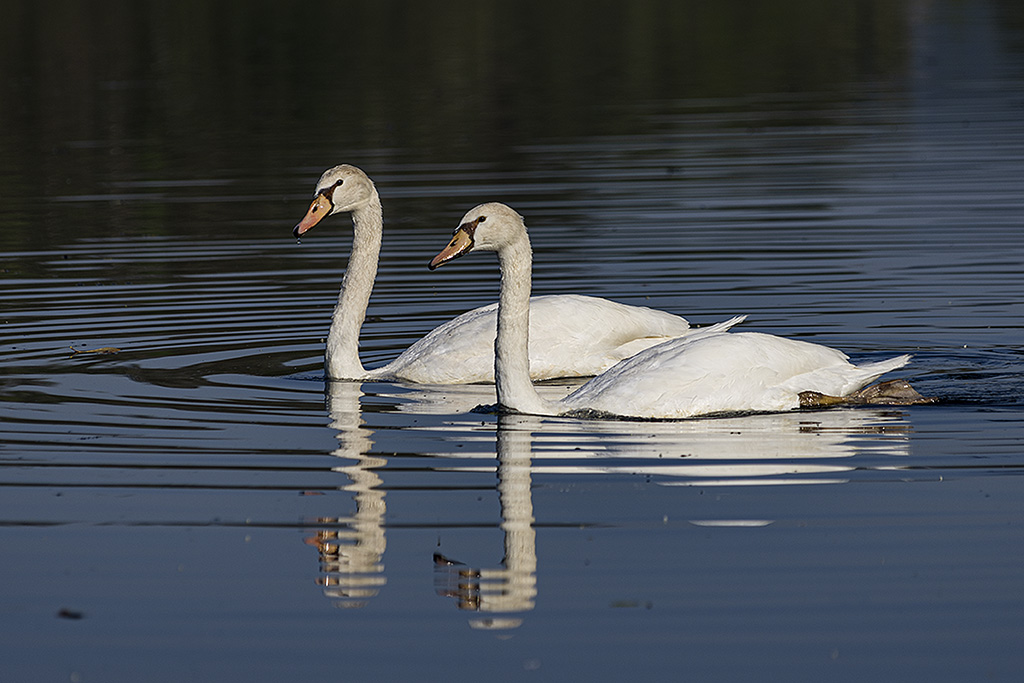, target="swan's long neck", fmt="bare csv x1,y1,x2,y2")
325,194,383,380
494,236,557,415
